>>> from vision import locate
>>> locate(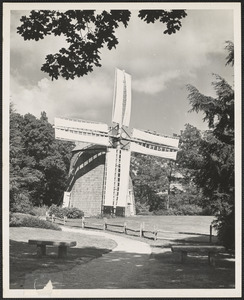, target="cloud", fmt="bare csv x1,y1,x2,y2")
11,72,114,124
133,70,181,94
